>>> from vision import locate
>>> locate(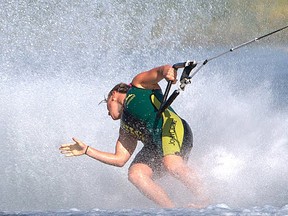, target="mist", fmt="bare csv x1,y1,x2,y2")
0,0,287,211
